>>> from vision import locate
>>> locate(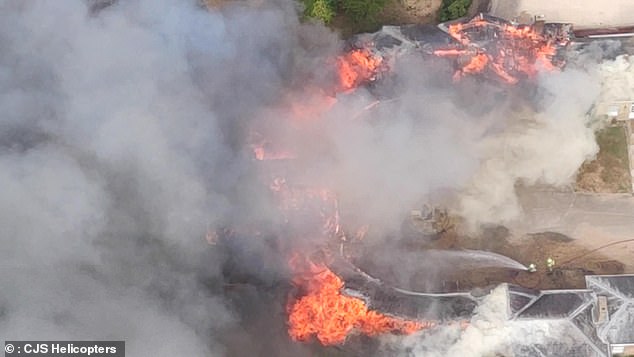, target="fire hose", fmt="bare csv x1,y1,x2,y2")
513,238,634,289
558,238,634,267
